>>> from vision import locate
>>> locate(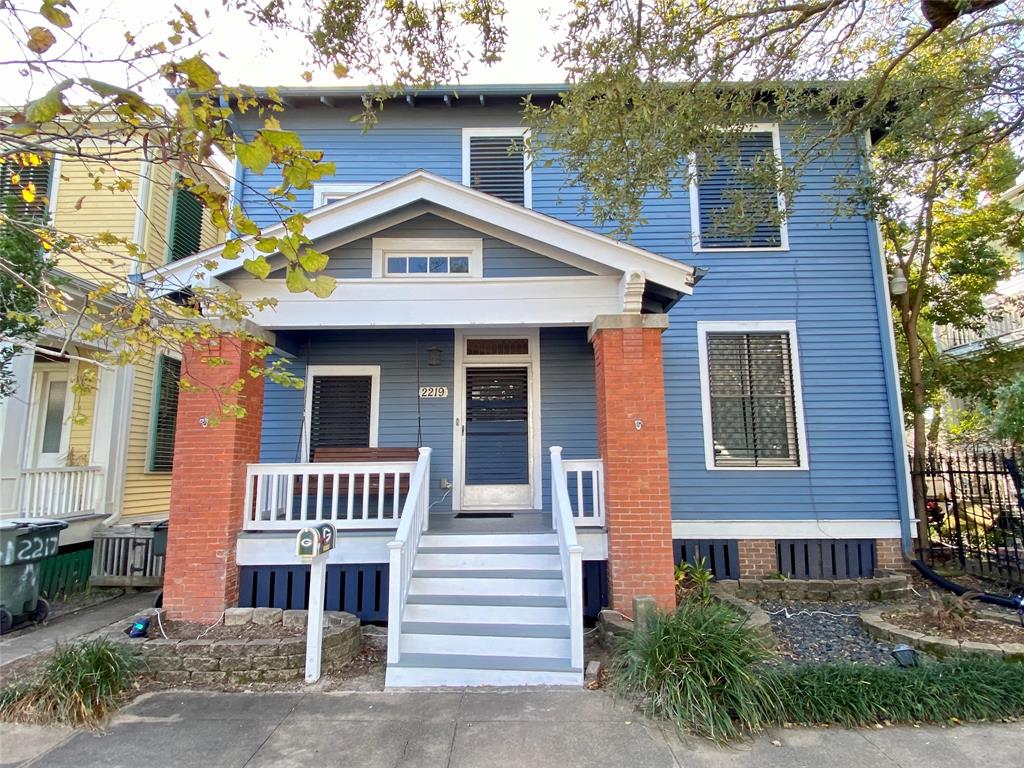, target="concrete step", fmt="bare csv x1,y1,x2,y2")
414,552,562,571
403,602,569,625
385,653,582,687
399,632,571,658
